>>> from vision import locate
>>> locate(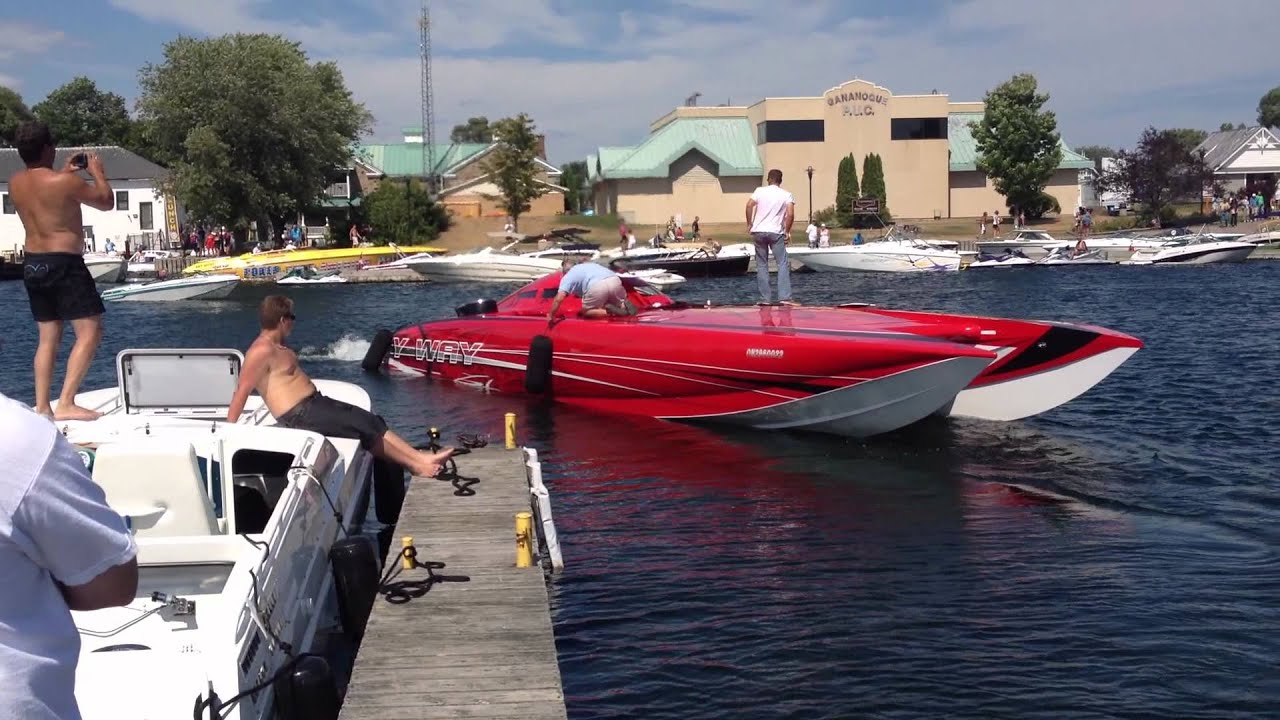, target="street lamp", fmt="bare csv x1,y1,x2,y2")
805,165,814,224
